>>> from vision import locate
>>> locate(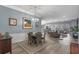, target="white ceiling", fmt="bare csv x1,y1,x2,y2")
4,5,79,24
